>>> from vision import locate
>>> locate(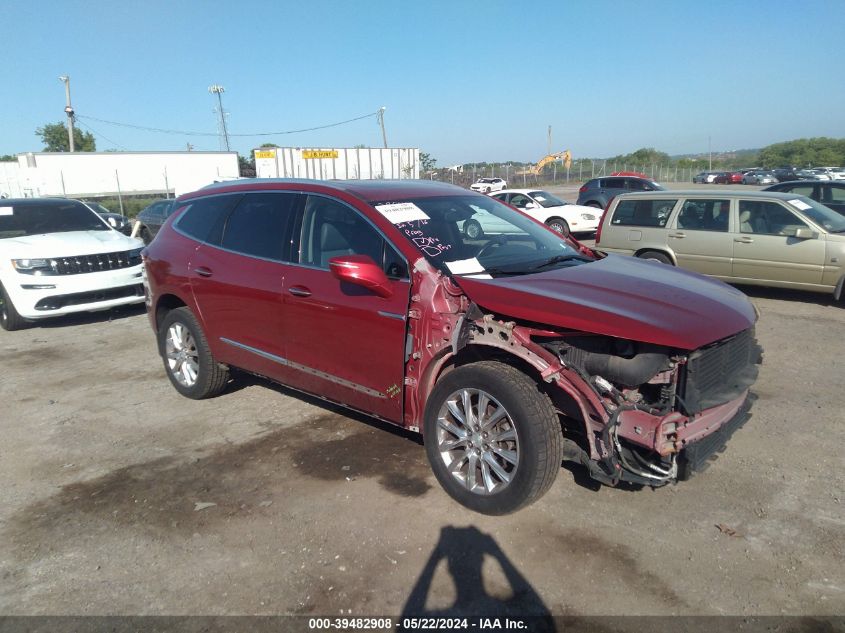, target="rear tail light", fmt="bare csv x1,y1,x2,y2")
595,197,615,245
579,185,587,193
